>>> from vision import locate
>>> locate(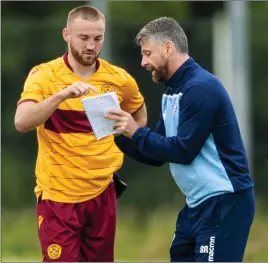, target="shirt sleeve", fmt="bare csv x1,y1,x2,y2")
17,66,46,106
131,84,218,165
114,112,166,166
114,135,164,166
120,71,145,114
